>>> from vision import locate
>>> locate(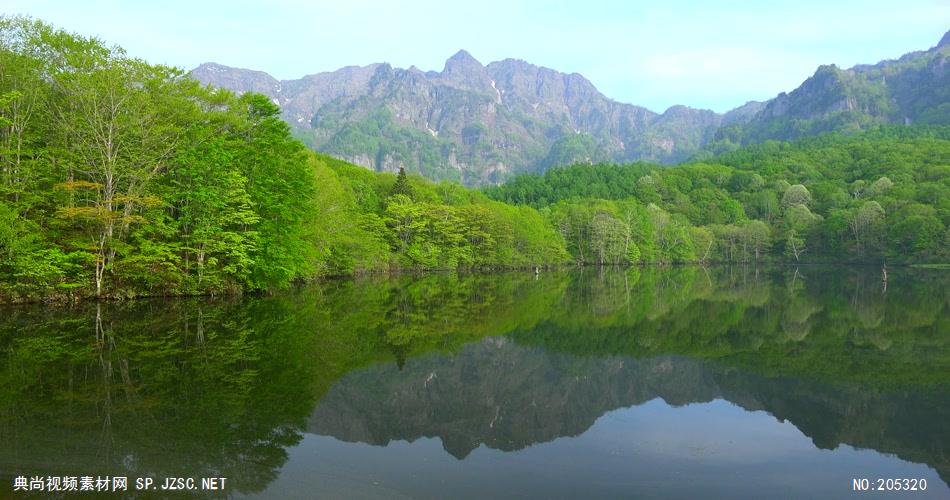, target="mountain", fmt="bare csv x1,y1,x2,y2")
192,53,727,185
192,31,950,185
711,30,950,148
